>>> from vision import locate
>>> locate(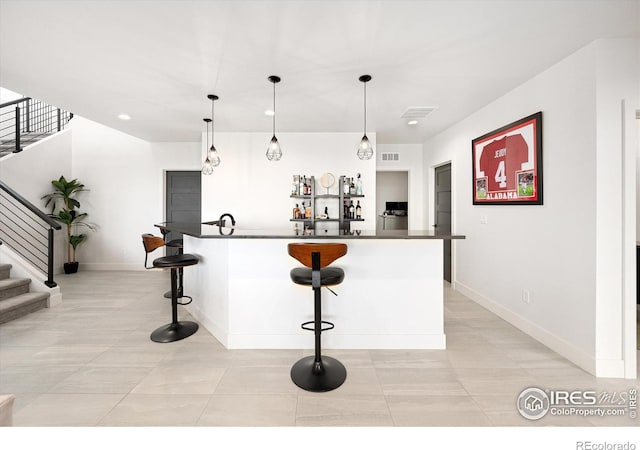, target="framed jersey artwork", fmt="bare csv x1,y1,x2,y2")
472,111,543,205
